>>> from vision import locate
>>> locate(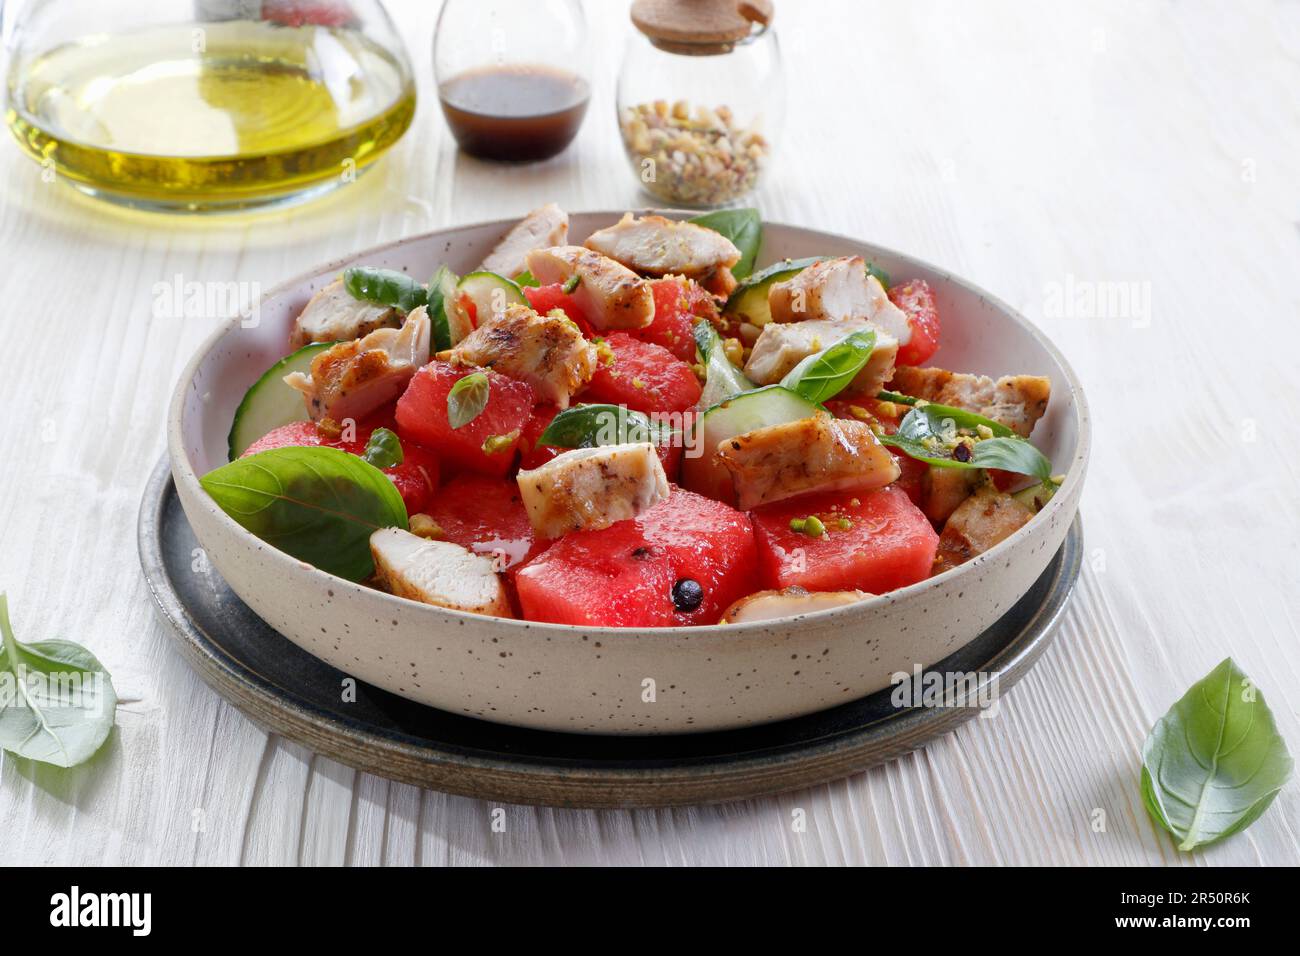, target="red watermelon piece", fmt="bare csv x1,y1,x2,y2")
626,277,719,362
523,284,597,337
514,488,757,627
888,279,941,367
425,474,546,571
583,333,701,414
750,486,938,594
241,419,439,514
395,361,533,477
